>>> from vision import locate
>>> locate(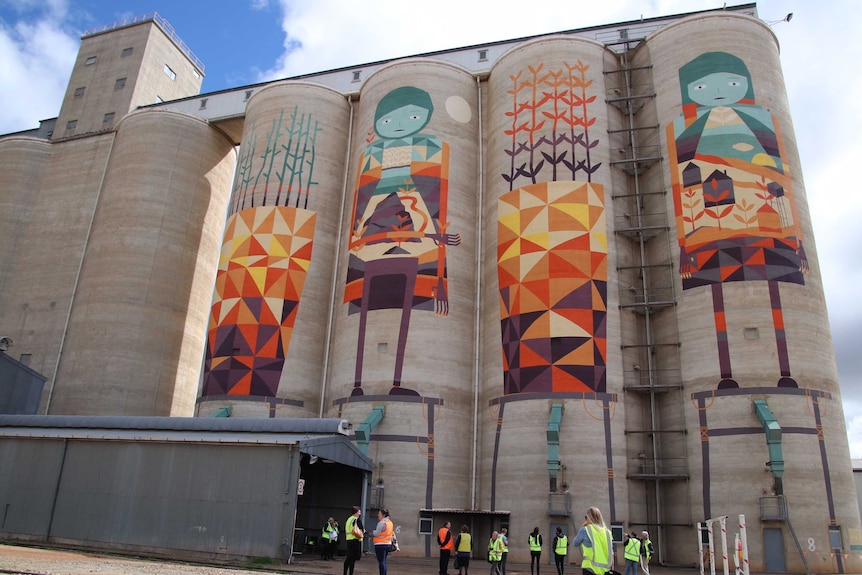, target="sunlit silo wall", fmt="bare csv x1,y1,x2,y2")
49,110,236,416
647,13,858,572
197,82,351,419
482,36,626,536
0,135,115,414
327,59,480,548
